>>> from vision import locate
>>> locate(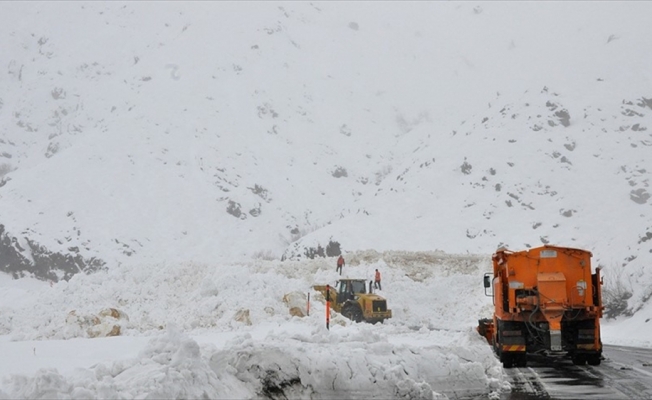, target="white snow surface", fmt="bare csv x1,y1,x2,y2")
2,2,652,275
0,253,509,399
2,1,652,399
1,251,649,399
